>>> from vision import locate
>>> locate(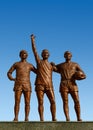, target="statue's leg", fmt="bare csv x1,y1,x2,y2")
46,90,57,121
24,91,31,121
36,90,44,121
61,91,70,121
71,91,82,121
13,91,22,121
